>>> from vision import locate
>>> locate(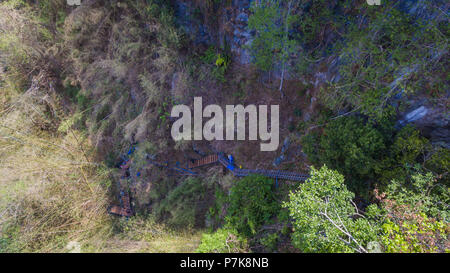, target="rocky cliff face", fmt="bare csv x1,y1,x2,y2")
174,0,254,64
393,0,449,147
172,0,449,147
397,100,449,149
